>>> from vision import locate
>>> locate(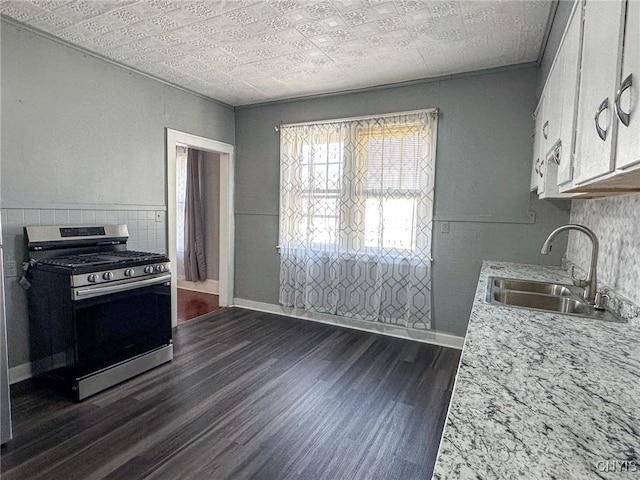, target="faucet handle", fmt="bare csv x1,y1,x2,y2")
571,265,588,288
594,292,609,311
